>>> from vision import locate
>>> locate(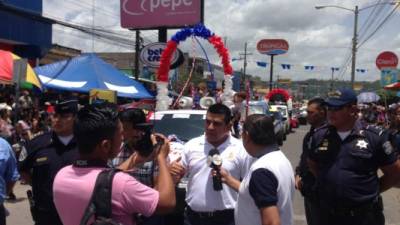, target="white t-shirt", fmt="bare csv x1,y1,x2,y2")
235,150,294,225
181,135,254,211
